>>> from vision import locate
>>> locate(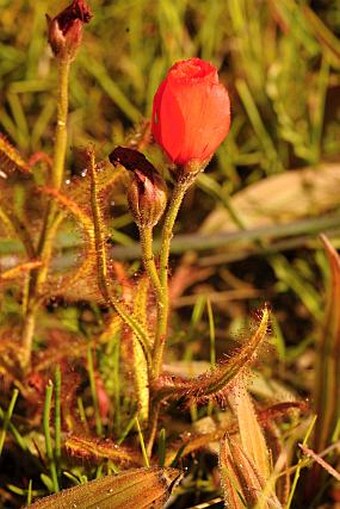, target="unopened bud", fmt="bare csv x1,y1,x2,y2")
46,0,92,60
128,169,167,228
108,146,167,228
